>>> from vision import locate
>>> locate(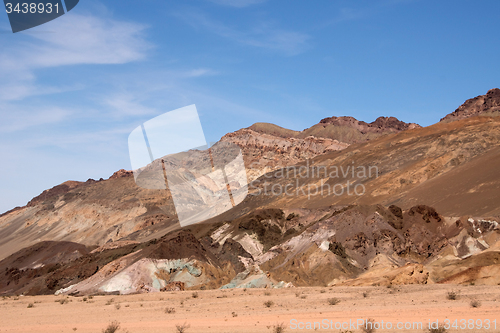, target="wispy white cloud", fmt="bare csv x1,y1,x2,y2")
96,67,218,118
7,14,150,69
320,0,417,28
333,7,368,24
182,68,219,77
0,104,72,132
103,93,159,117
0,13,151,103
175,11,310,56
208,0,267,8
